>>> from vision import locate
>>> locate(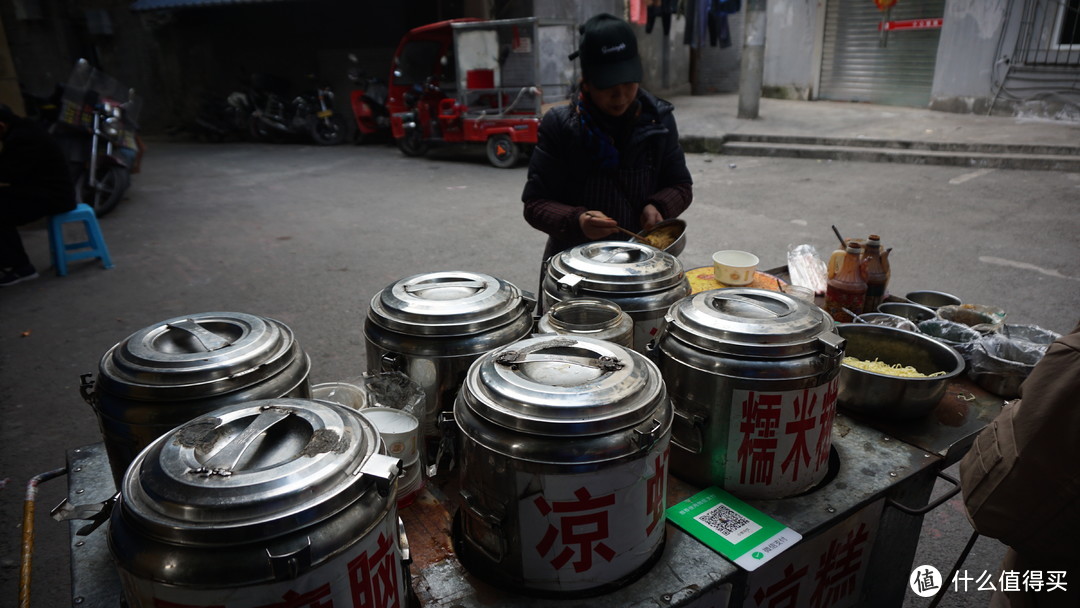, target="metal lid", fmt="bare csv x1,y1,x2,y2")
368,271,530,336
547,241,685,294
98,312,305,400
663,288,845,357
460,335,663,436
119,398,401,544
